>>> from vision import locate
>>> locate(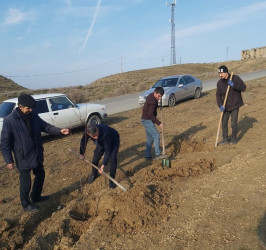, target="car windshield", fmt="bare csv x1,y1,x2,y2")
0,102,16,118
152,78,179,88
